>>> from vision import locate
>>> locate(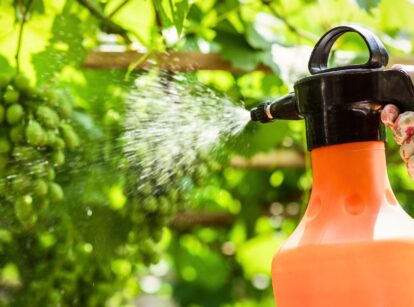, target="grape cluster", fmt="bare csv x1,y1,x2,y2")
125,154,215,266
0,73,79,228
